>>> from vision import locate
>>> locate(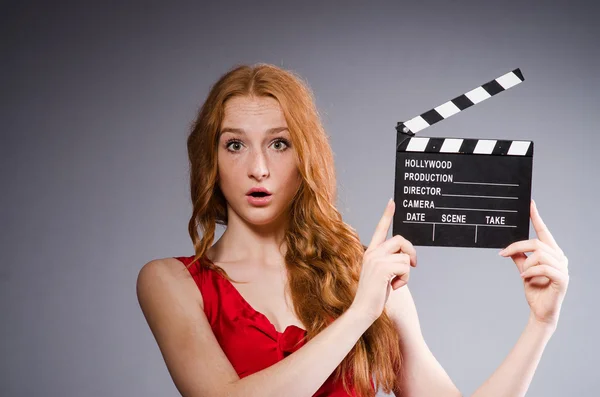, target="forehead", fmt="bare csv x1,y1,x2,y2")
222,96,287,126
